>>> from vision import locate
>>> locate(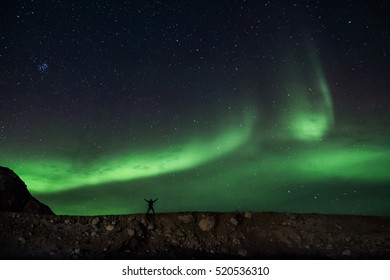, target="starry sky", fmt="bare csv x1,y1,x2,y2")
1,0,390,216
